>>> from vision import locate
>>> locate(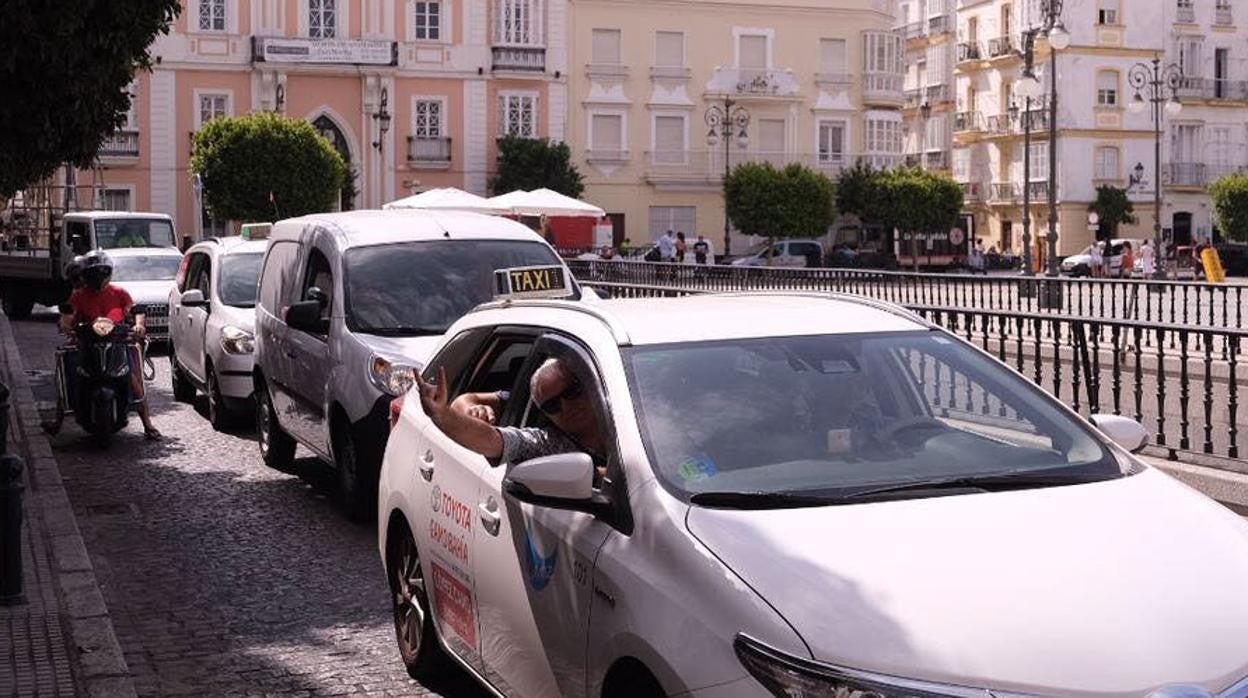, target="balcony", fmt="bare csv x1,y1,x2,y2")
961,181,985,202
1216,5,1233,24
956,42,983,63
585,149,630,164
1176,4,1195,23
925,83,950,102
987,36,1016,58
1177,76,1207,100
1177,77,1248,100
862,71,905,106
644,150,853,185
985,109,1049,136
953,110,983,132
1025,181,1049,200
904,88,924,108
407,136,452,167
901,21,925,40
1165,162,1207,187
862,153,903,170
928,13,953,34
905,153,923,167
99,129,140,159
990,182,1018,203
925,150,948,169
492,45,545,72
